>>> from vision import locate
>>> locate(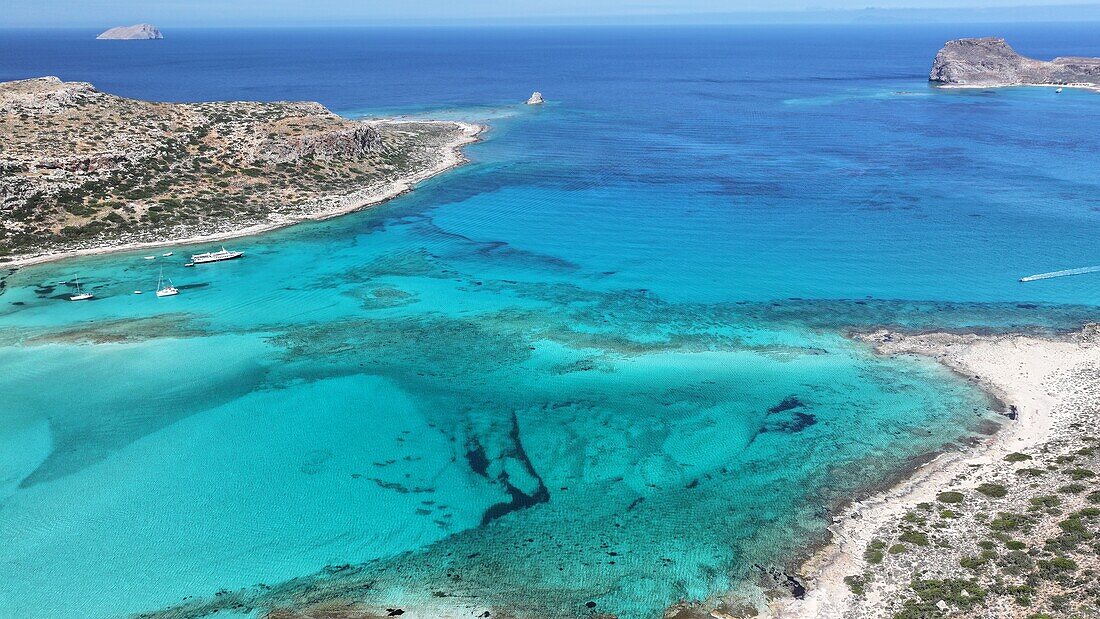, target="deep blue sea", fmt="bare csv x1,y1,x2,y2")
0,24,1098,619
